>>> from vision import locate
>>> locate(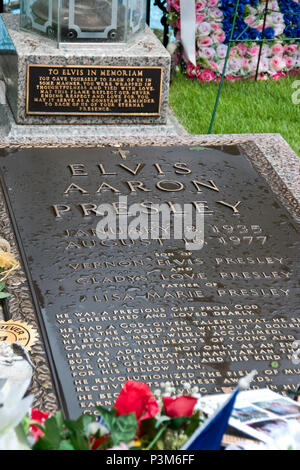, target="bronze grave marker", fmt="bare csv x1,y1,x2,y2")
0,145,299,418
